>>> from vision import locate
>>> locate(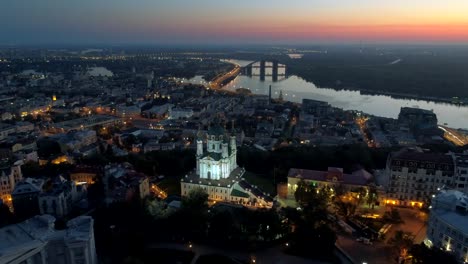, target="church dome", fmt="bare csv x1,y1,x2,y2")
207,124,225,136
